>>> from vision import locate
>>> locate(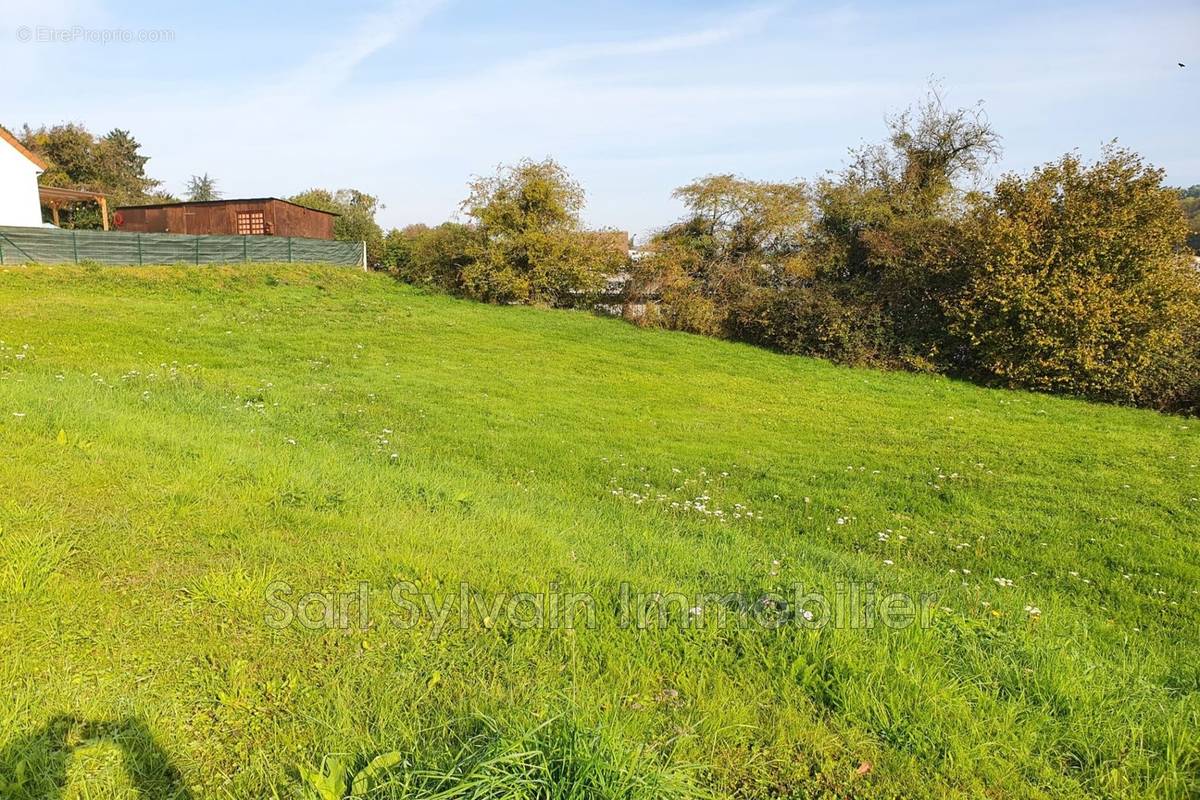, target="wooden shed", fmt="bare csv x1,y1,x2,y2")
112,198,337,239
